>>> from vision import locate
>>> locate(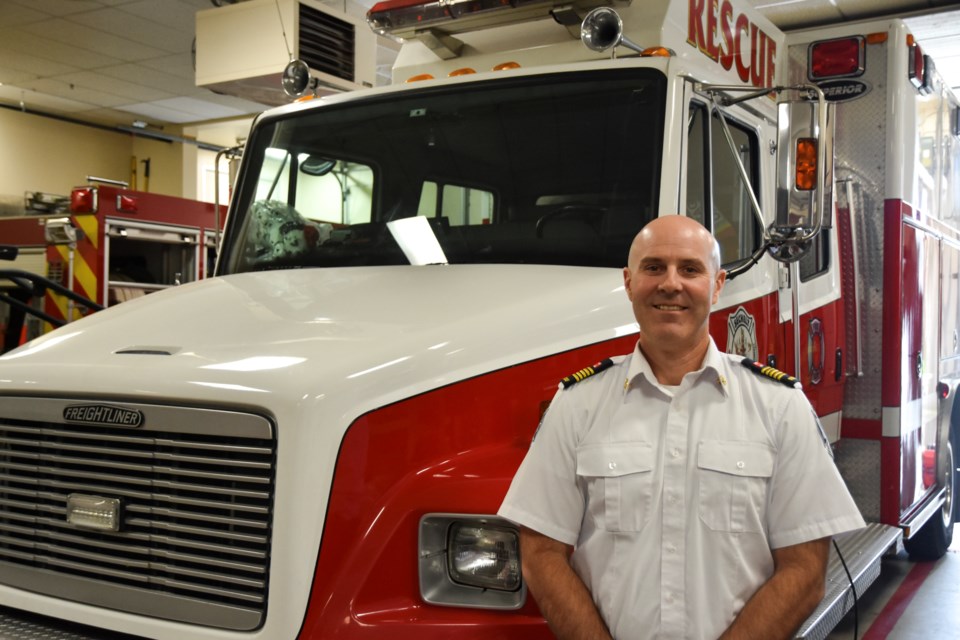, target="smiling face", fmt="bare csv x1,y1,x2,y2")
623,216,726,359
